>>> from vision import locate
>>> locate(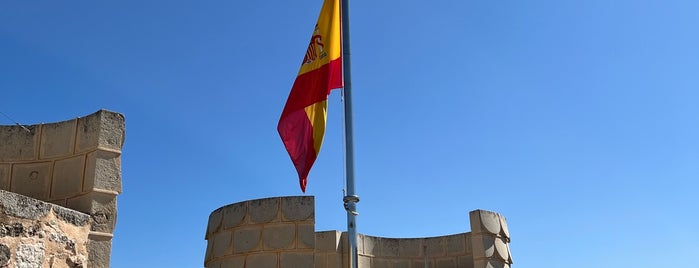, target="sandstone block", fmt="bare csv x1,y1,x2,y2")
10,162,52,200
372,258,390,268
83,150,122,193
392,259,410,268
446,234,466,256
0,125,39,161
66,192,117,233
0,164,10,191
425,236,445,257
298,223,315,249
76,110,125,153
87,239,112,268
220,256,245,268
262,223,295,250
233,227,261,253
222,202,247,229
361,234,377,256
51,155,85,198
281,196,314,221
314,253,327,268
379,238,399,257
280,252,313,268
437,257,457,268
39,119,76,159
212,231,232,258
457,255,475,268
246,253,277,267
248,197,279,223
397,238,421,257
358,255,371,268
315,231,340,252
206,208,223,239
